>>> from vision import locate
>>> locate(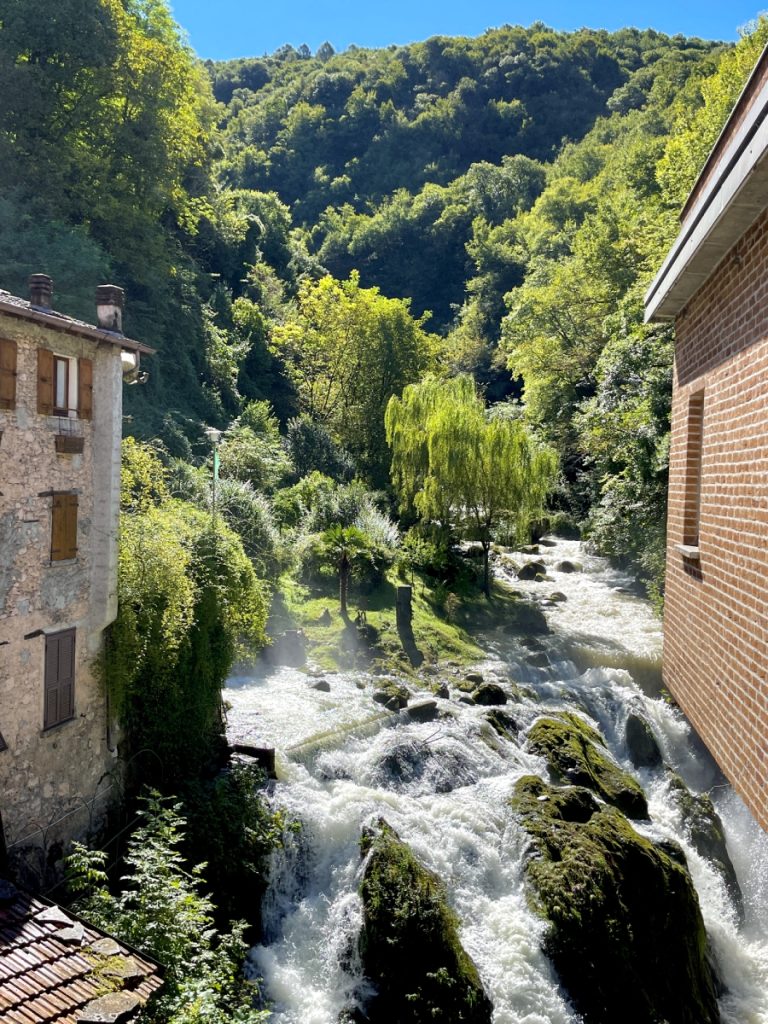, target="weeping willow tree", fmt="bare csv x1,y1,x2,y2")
386,375,558,595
